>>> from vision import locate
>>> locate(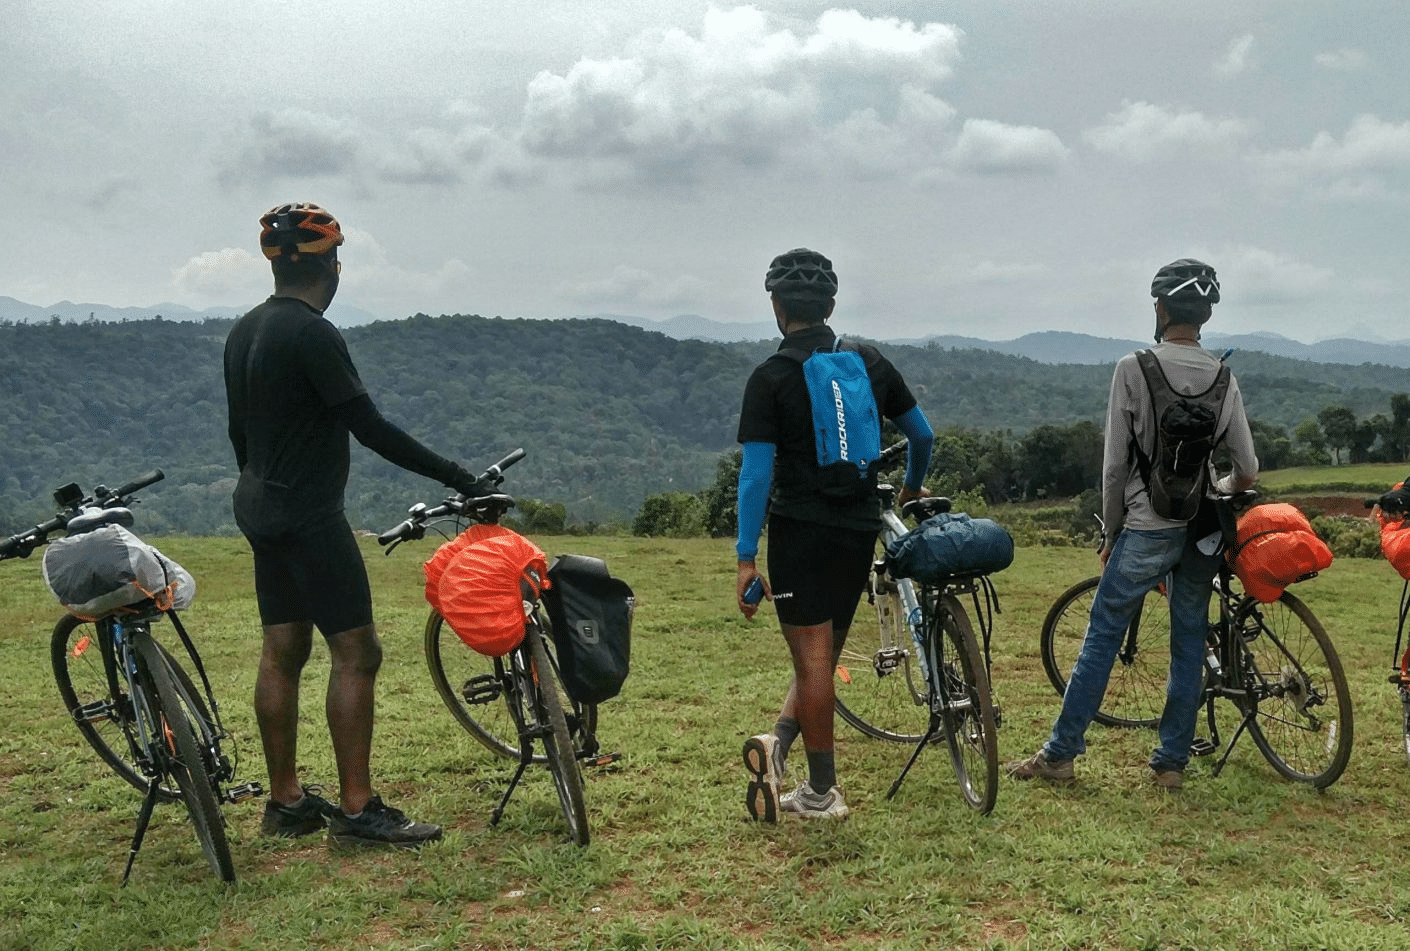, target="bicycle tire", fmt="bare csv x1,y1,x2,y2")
1400,685,1410,769
932,594,999,814
1233,592,1353,788
1040,576,1170,729
835,559,929,743
133,632,235,882
425,609,598,763
51,614,206,801
527,627,590,846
